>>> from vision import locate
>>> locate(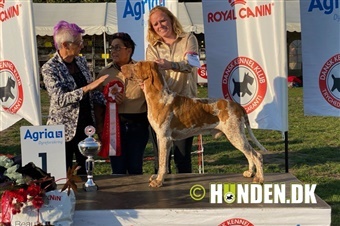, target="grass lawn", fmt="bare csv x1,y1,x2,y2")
0,86,339,225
